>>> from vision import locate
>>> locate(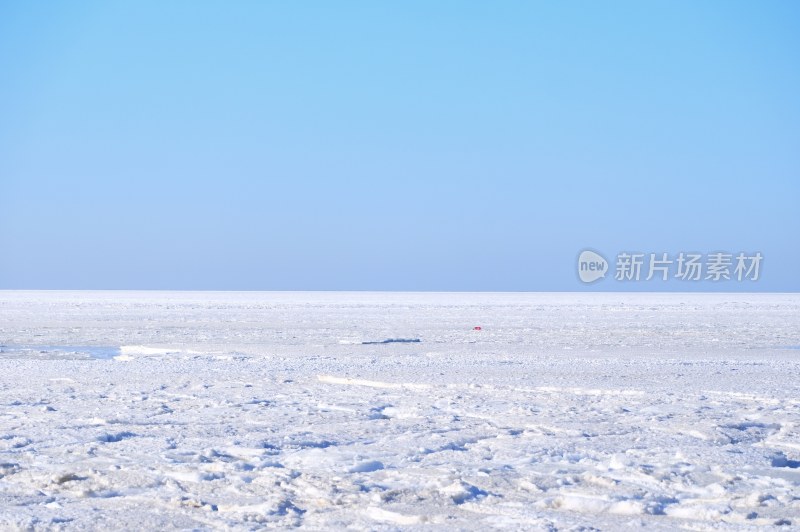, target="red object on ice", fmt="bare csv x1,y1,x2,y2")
473,326,482,331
